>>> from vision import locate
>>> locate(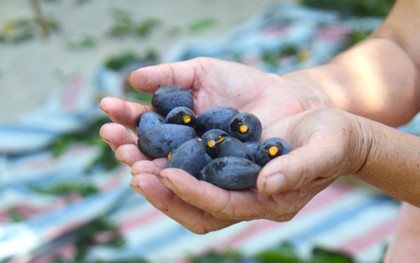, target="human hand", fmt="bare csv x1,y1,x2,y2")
128,108,370,233
99,57,316,166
